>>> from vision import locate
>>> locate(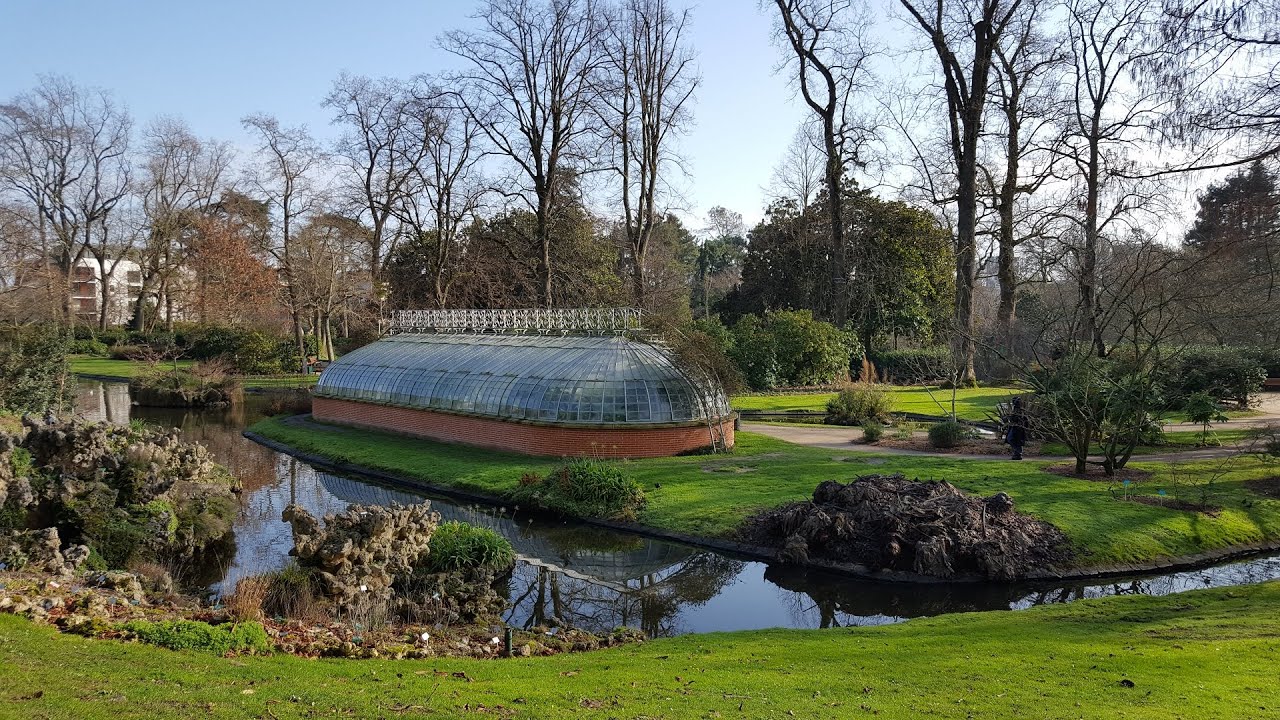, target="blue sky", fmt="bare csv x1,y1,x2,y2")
0,0,809,228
